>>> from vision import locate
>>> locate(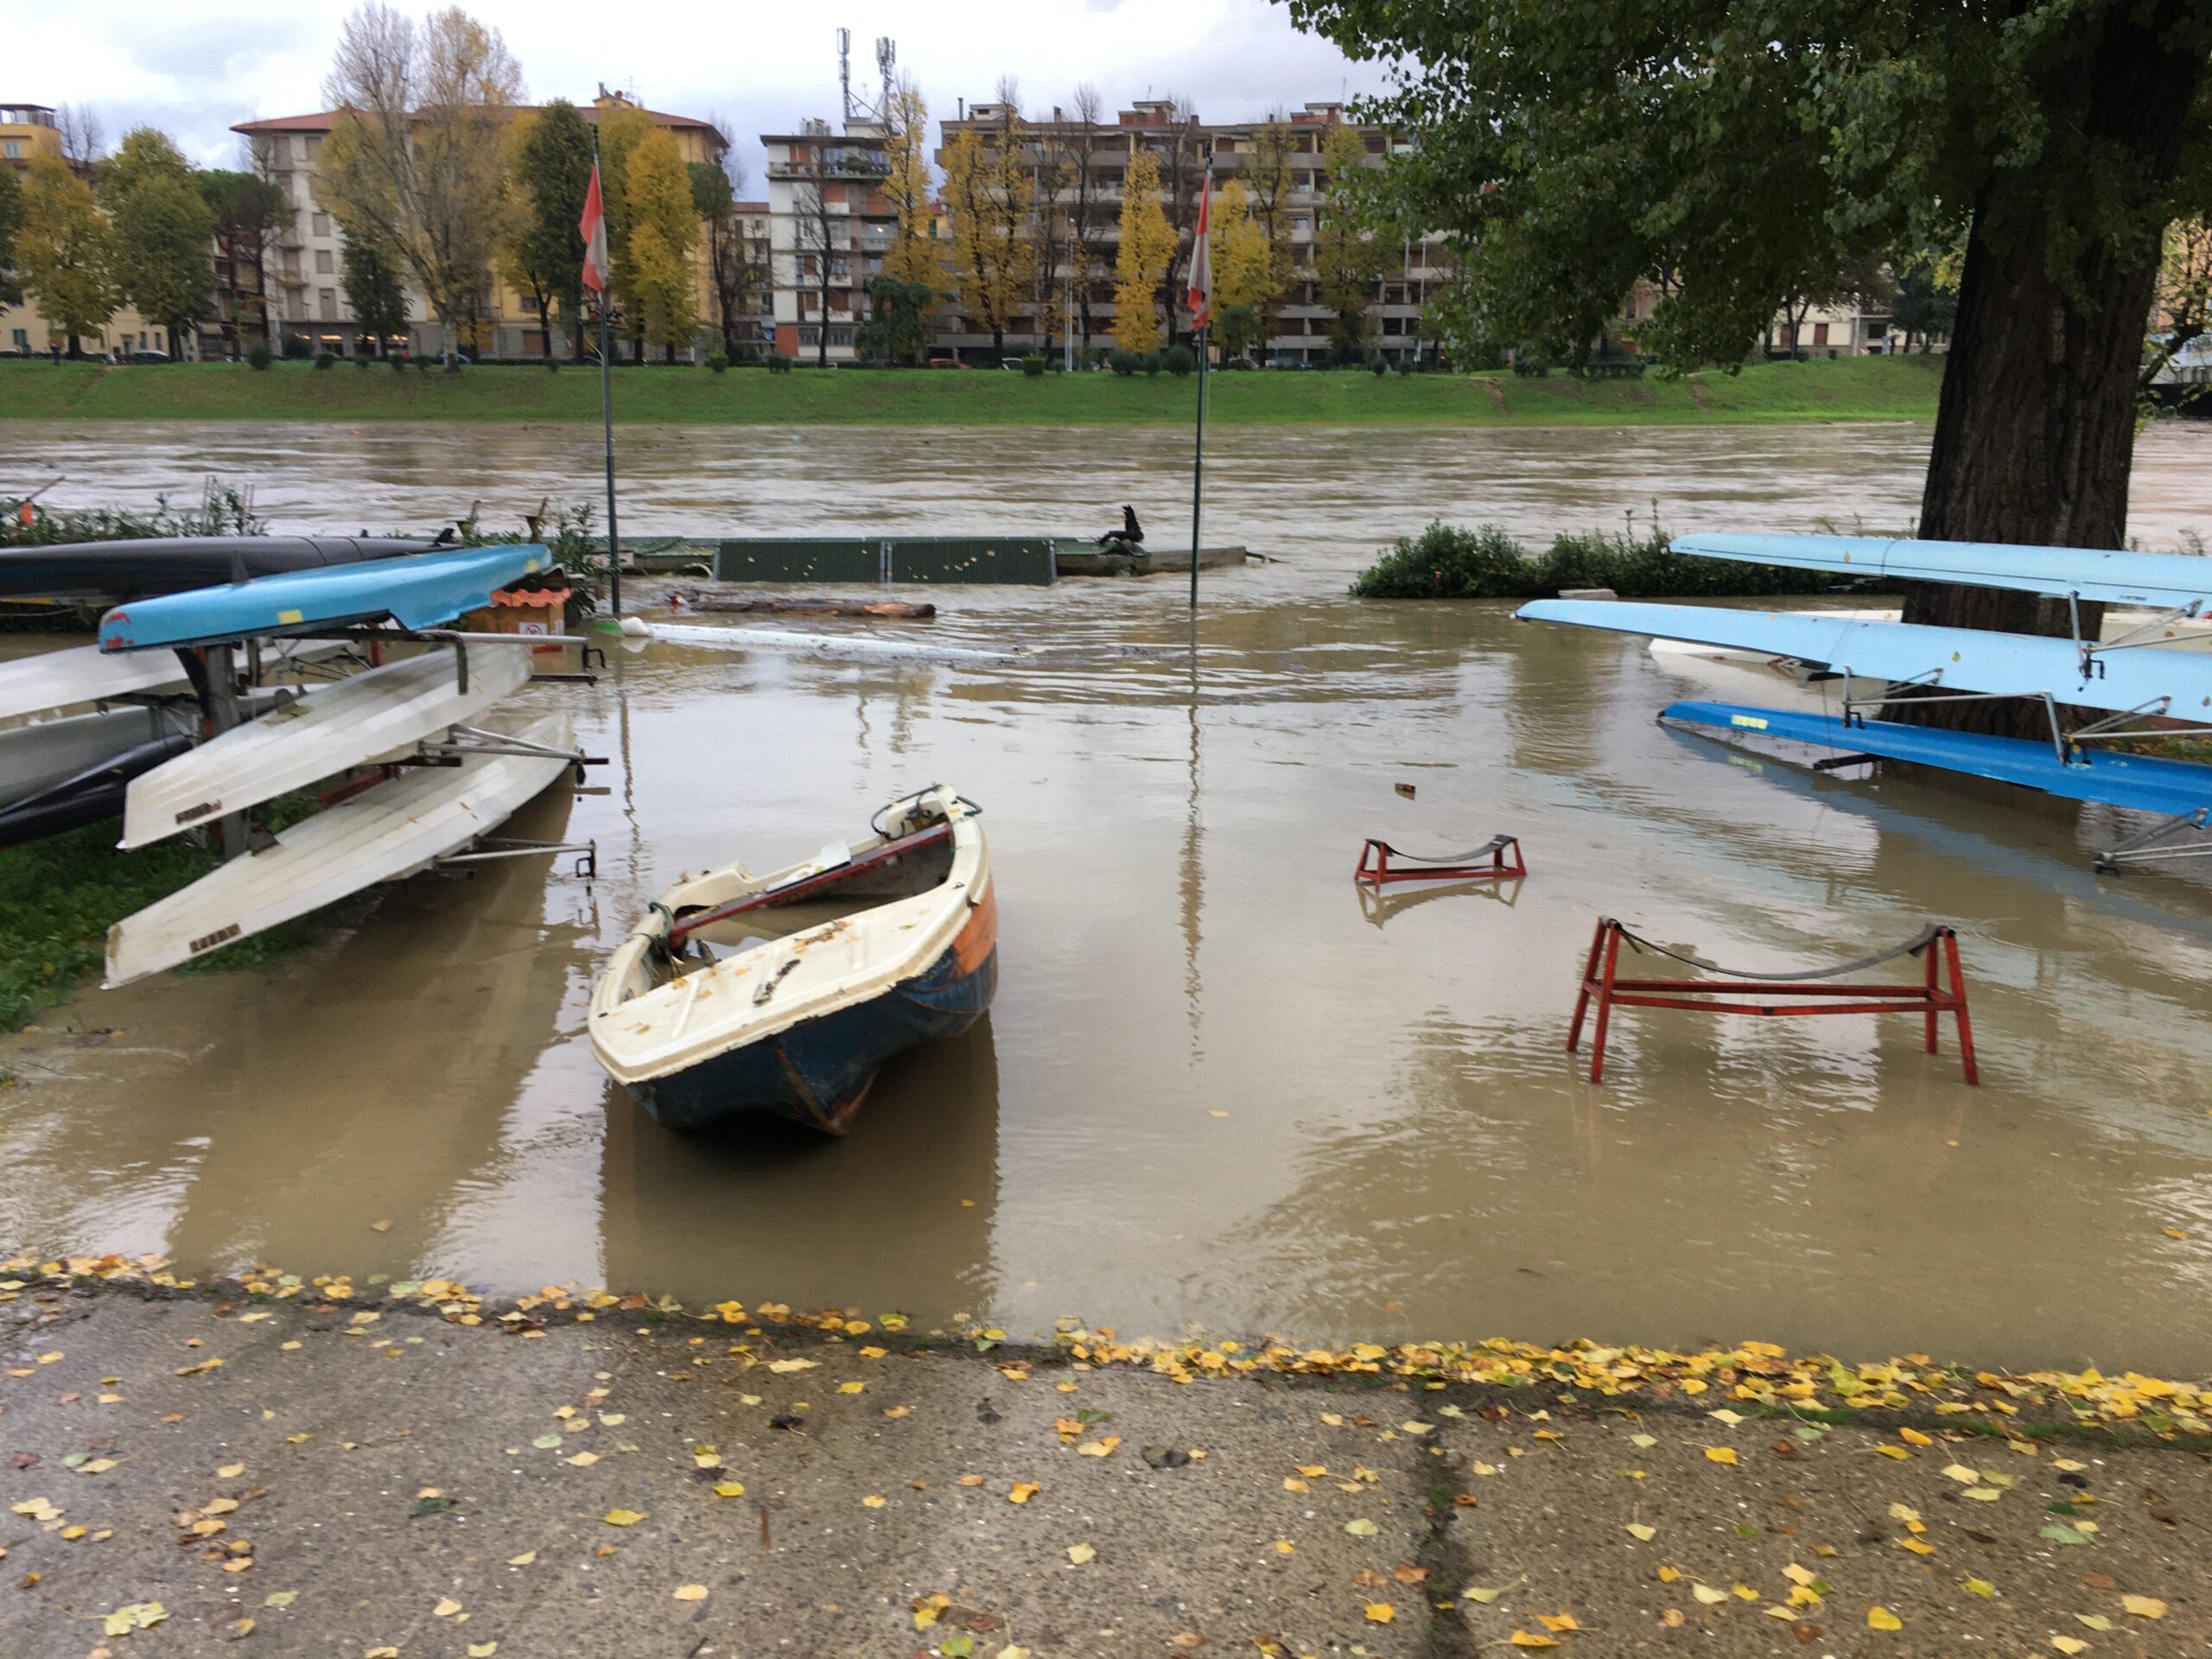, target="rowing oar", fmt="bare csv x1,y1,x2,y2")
665,822,952,949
